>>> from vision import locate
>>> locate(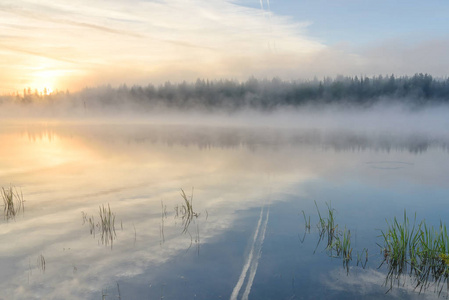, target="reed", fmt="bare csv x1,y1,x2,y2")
99,204,116,248
325,202,337,249
2,186,25,221
37,254,45,273
313,202,353,269
302,210,311,232
340,227,352,262
314,200,326,232
81,204,116,248
356,248,369,268
380,211,449,294
178,188,198,234
380,211,418,273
